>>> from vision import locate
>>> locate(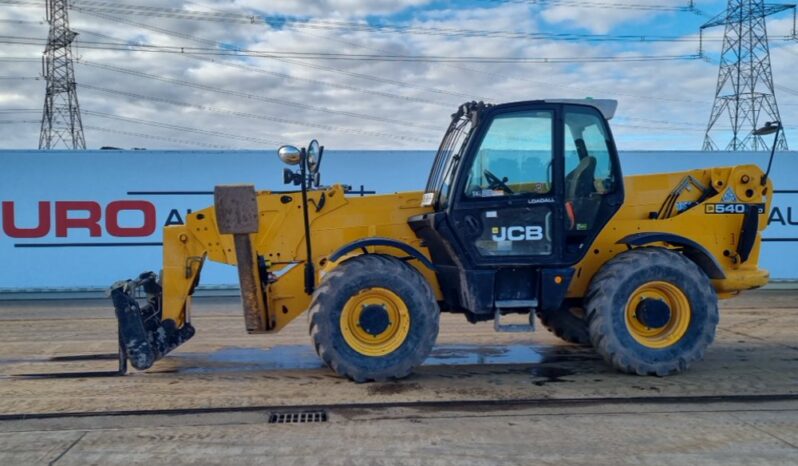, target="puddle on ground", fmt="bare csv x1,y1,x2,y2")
3,344,589,380
428,345,545,365
169,343,572,374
